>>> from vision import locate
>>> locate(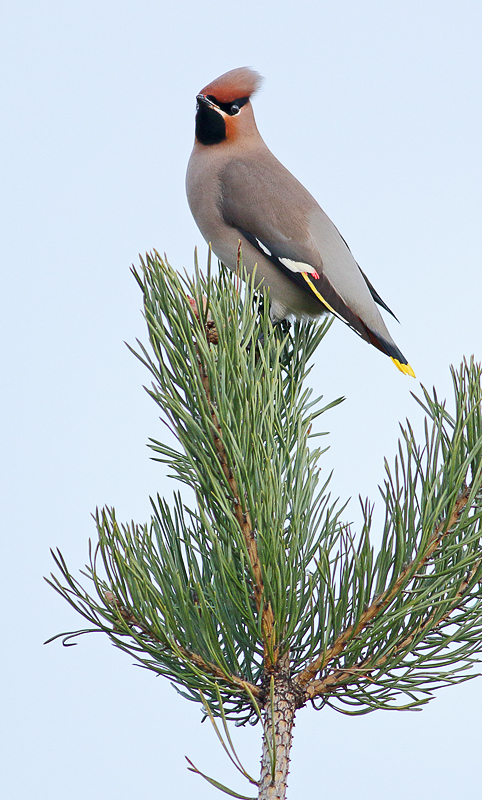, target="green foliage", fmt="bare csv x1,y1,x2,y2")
47,252,482,727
